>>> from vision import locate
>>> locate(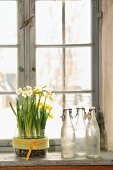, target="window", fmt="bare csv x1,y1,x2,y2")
35,0,93,138
0,0,100,143
0,0,17,139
